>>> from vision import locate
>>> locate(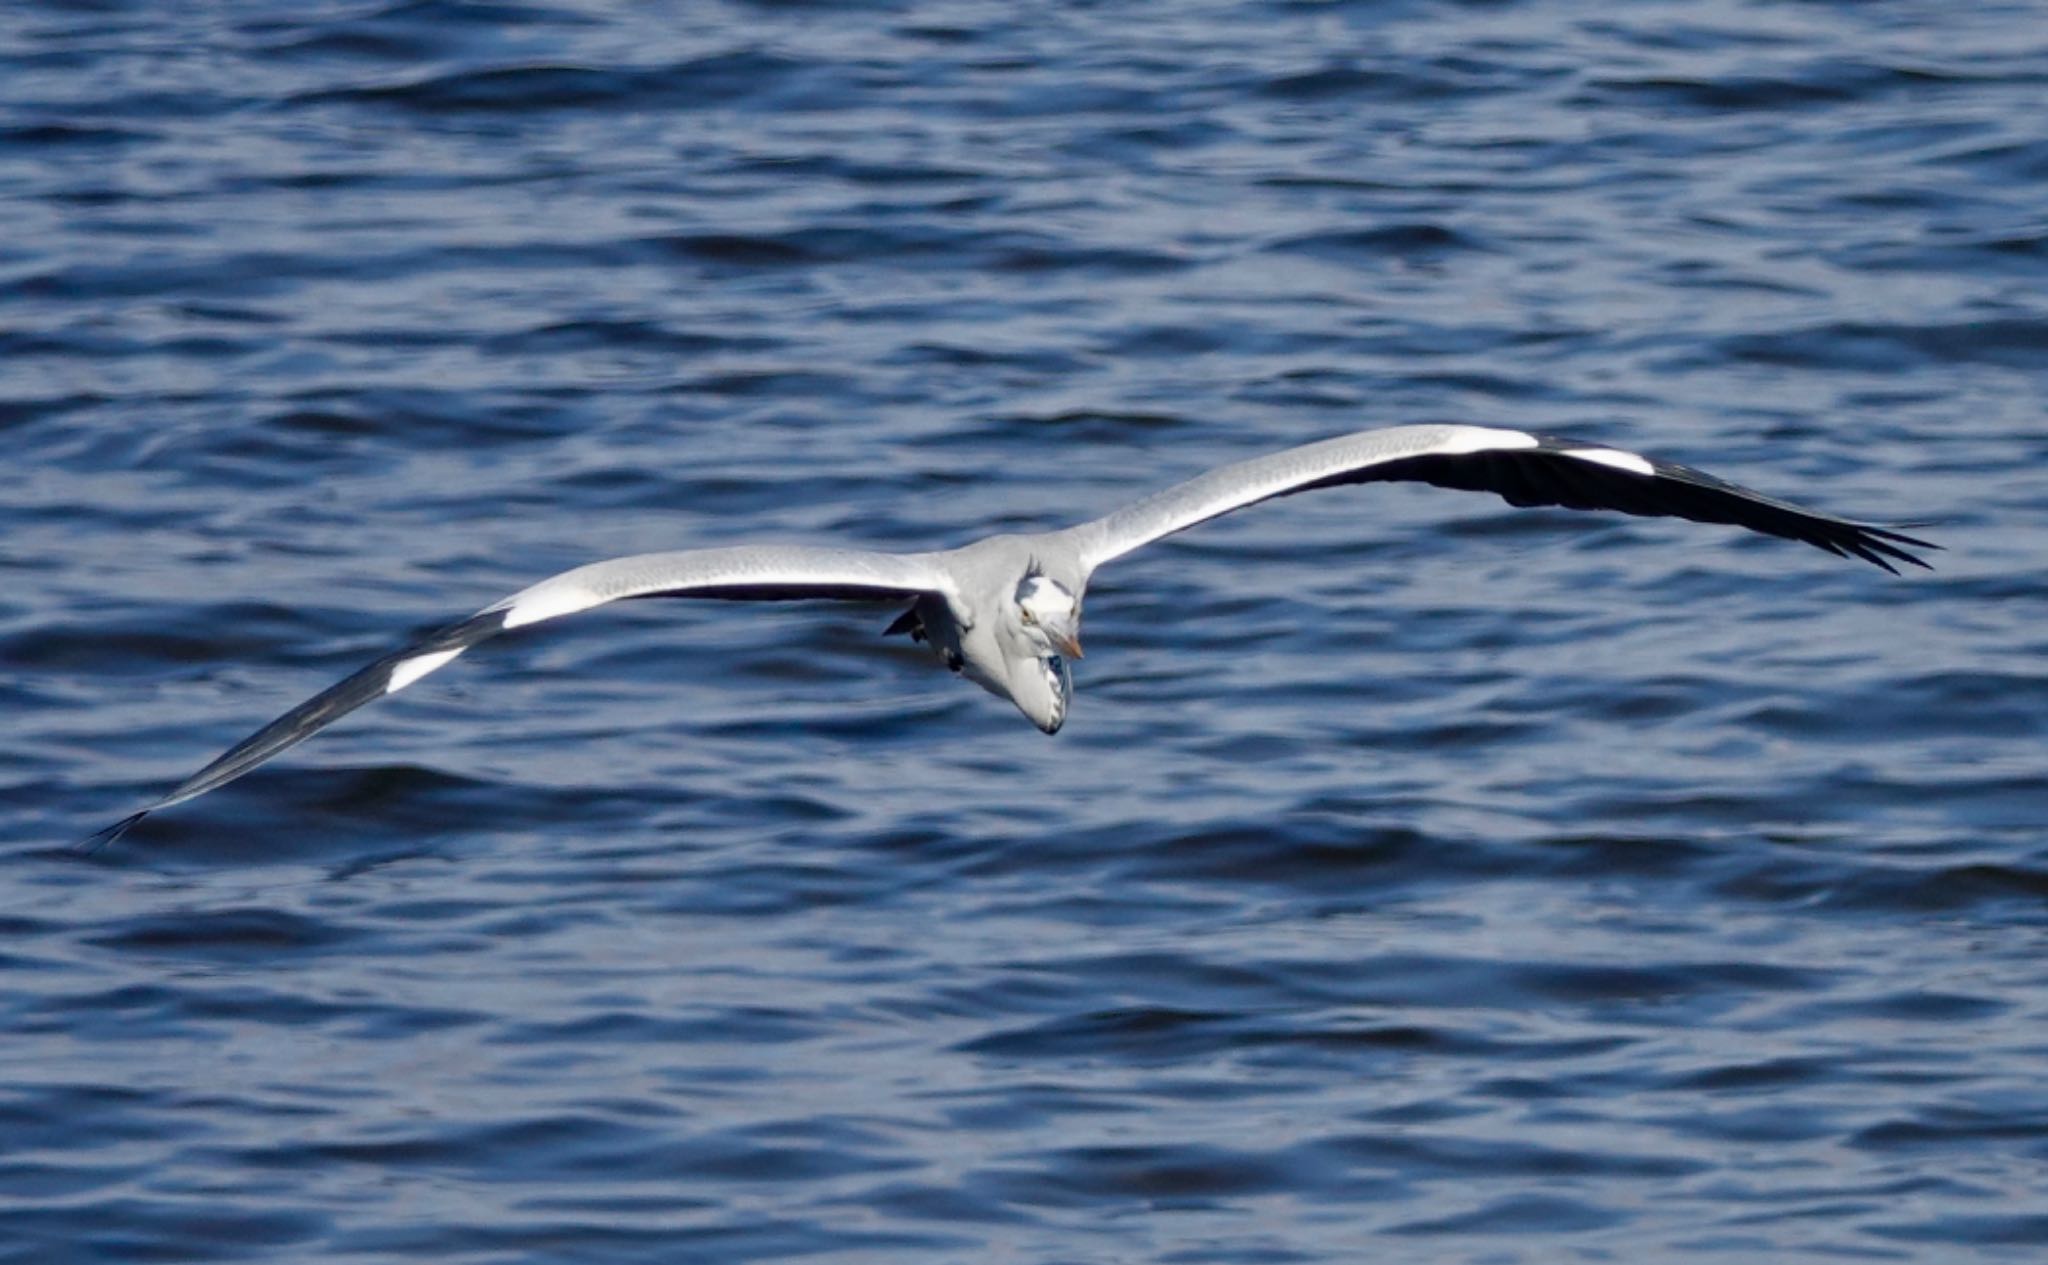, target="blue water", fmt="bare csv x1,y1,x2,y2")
4,1,2046,1260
